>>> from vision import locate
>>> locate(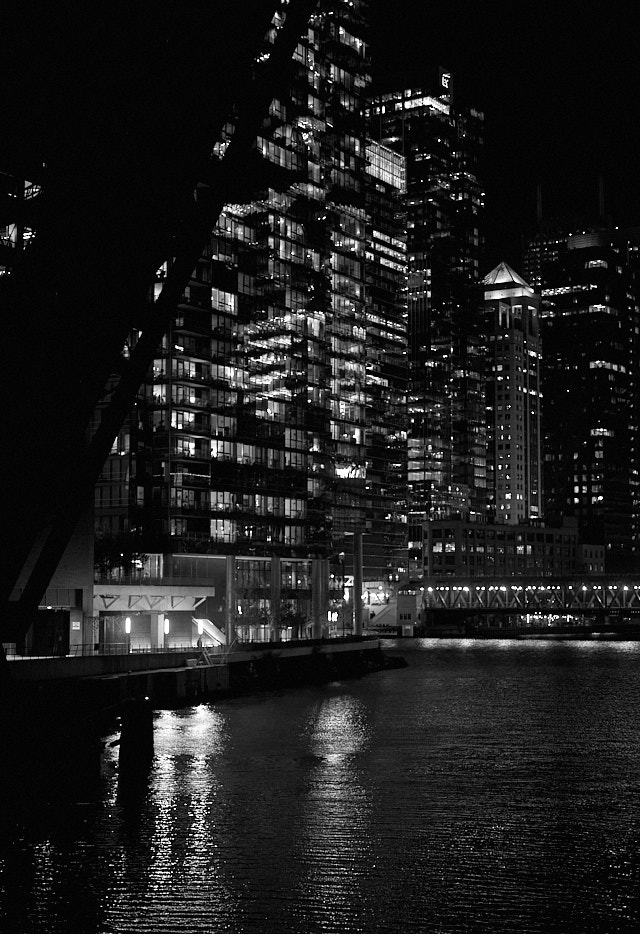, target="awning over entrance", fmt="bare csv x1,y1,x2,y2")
93,585,216,614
